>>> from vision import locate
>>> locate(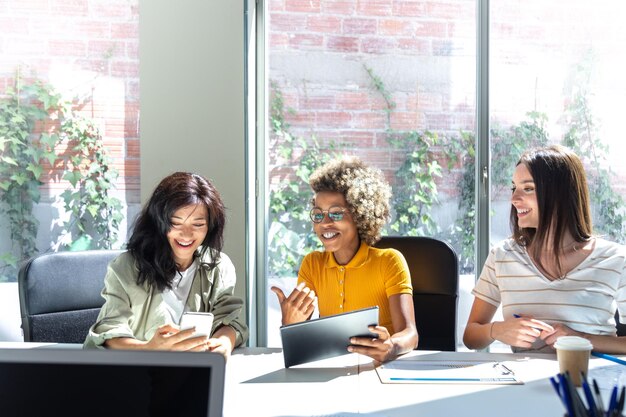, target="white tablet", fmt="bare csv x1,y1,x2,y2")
280,306,379,368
